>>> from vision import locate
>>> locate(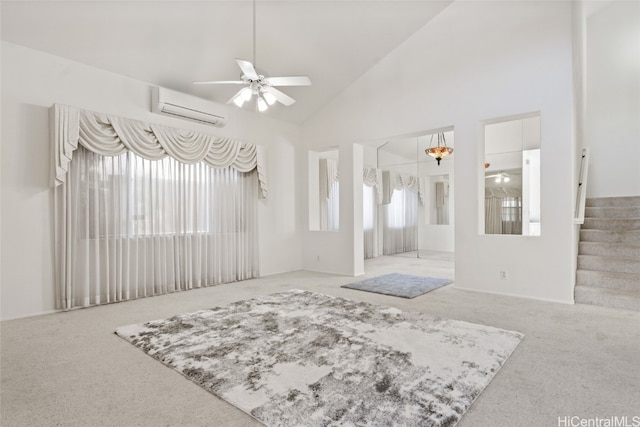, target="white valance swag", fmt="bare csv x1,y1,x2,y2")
51,104,267,198
319,158,339,200
363,167,383,204
381,170,425,206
